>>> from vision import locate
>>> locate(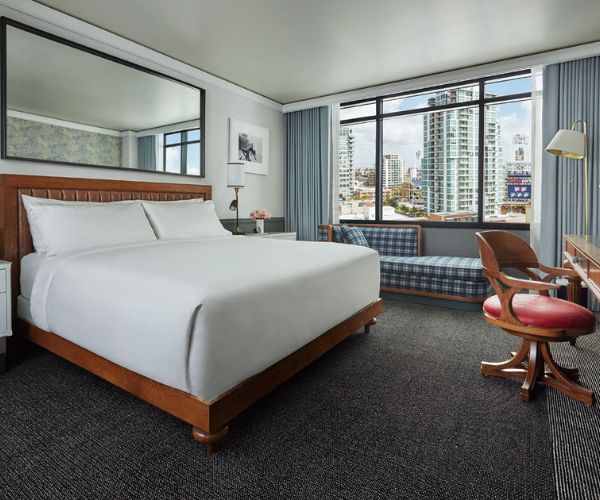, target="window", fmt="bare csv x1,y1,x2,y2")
338,71,533,226
163,128,201,175
339,121,376,220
